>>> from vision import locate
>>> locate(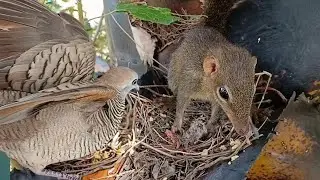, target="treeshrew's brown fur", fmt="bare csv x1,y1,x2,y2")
168,0,258,136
